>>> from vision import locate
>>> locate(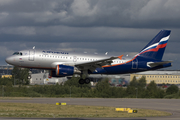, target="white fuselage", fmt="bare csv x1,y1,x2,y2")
6,49,128,70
